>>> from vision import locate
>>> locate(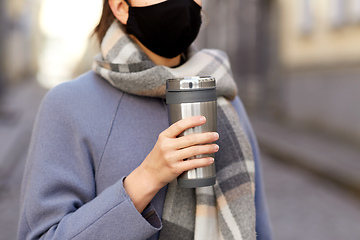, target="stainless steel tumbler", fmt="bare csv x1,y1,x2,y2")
166,76,217,188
